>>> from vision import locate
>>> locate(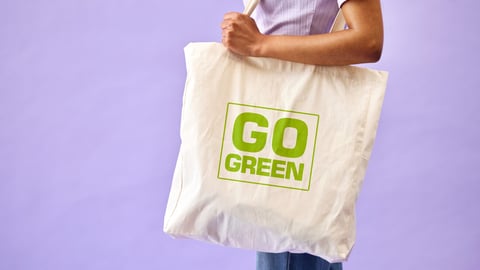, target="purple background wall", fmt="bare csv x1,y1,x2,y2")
1,0,479,269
